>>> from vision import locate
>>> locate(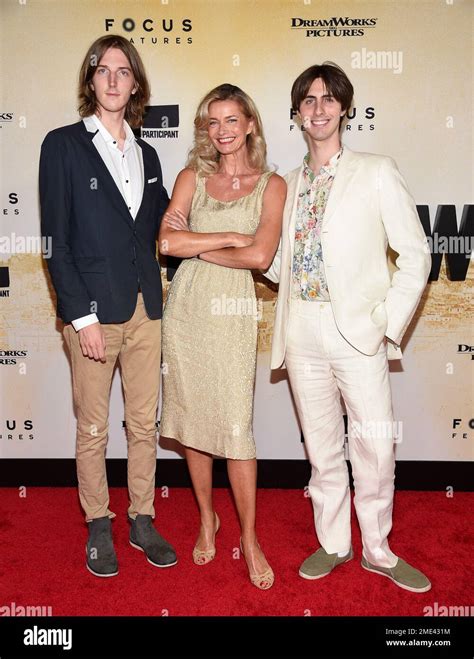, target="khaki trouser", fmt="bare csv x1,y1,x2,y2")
63,294,161,522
